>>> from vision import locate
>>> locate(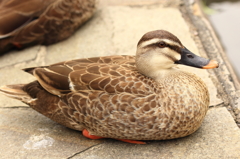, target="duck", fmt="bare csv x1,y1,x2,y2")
0,0,96,54
0,30,219,144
